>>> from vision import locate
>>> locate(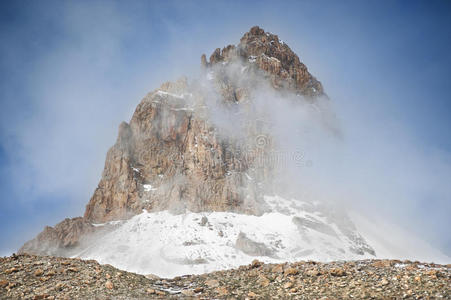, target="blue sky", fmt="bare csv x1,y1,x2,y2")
0,1,450,256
